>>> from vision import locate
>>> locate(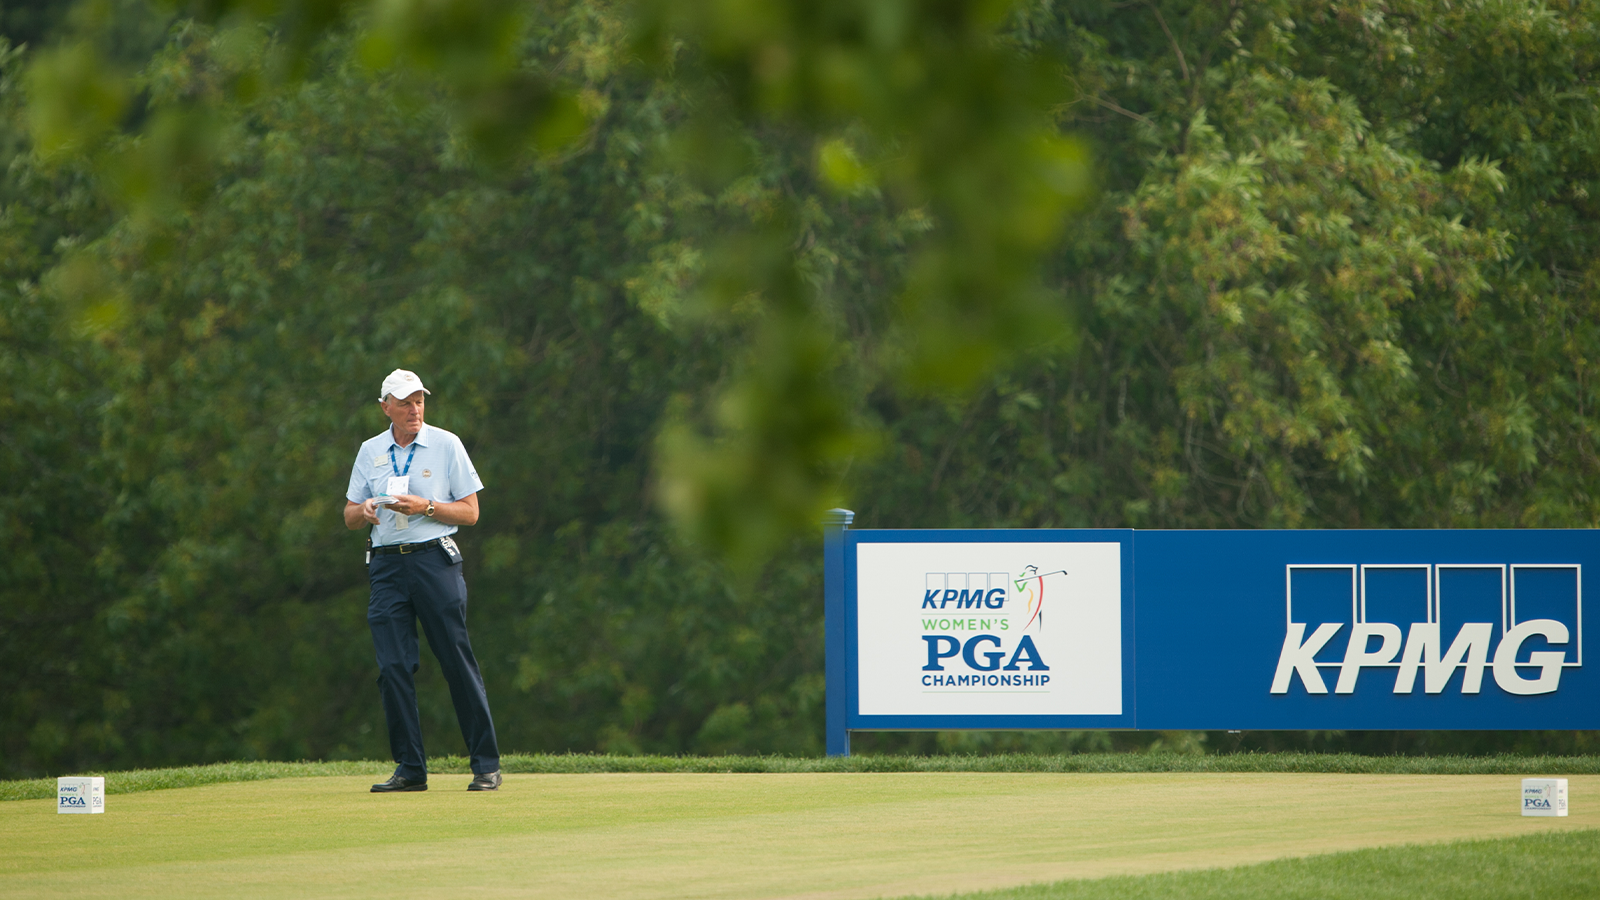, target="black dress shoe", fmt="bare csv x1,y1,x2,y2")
467,770,502,791
371,774,428,793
